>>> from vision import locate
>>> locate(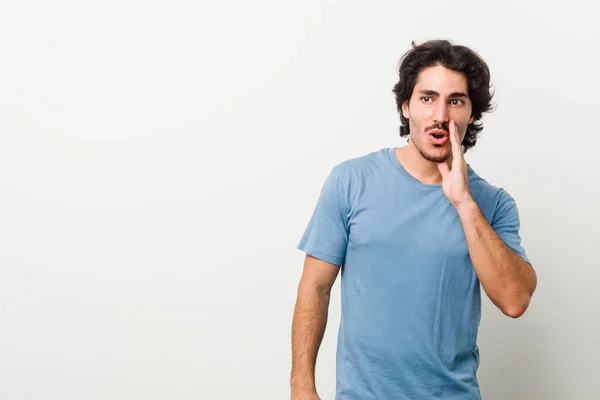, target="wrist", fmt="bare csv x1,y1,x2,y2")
455,196,478,214
290,379,316,393
291,385,318,397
